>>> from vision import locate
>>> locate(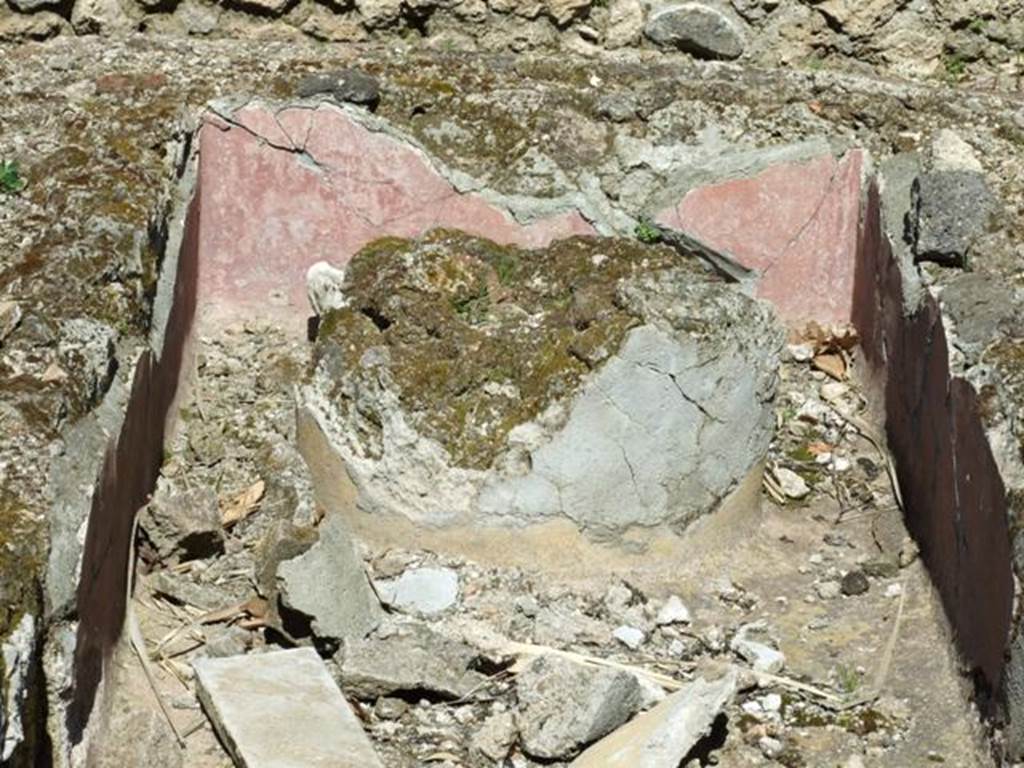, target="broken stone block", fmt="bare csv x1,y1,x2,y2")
194,648,383,768
303,231,782,537
570,669,737,767
516,654,644,760
276,513,382,643
139,482,223,564
375,566,459,615
911,170,992,267
340,621,487,701
644,3,745,60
